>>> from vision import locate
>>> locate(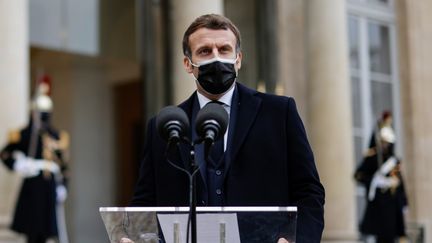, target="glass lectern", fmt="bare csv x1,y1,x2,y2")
100,206,297,243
